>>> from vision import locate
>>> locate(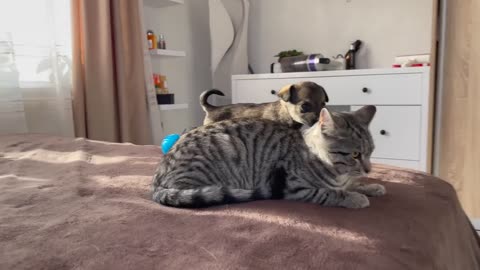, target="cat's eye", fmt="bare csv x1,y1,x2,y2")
352,152,360,159
300,102,312,113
